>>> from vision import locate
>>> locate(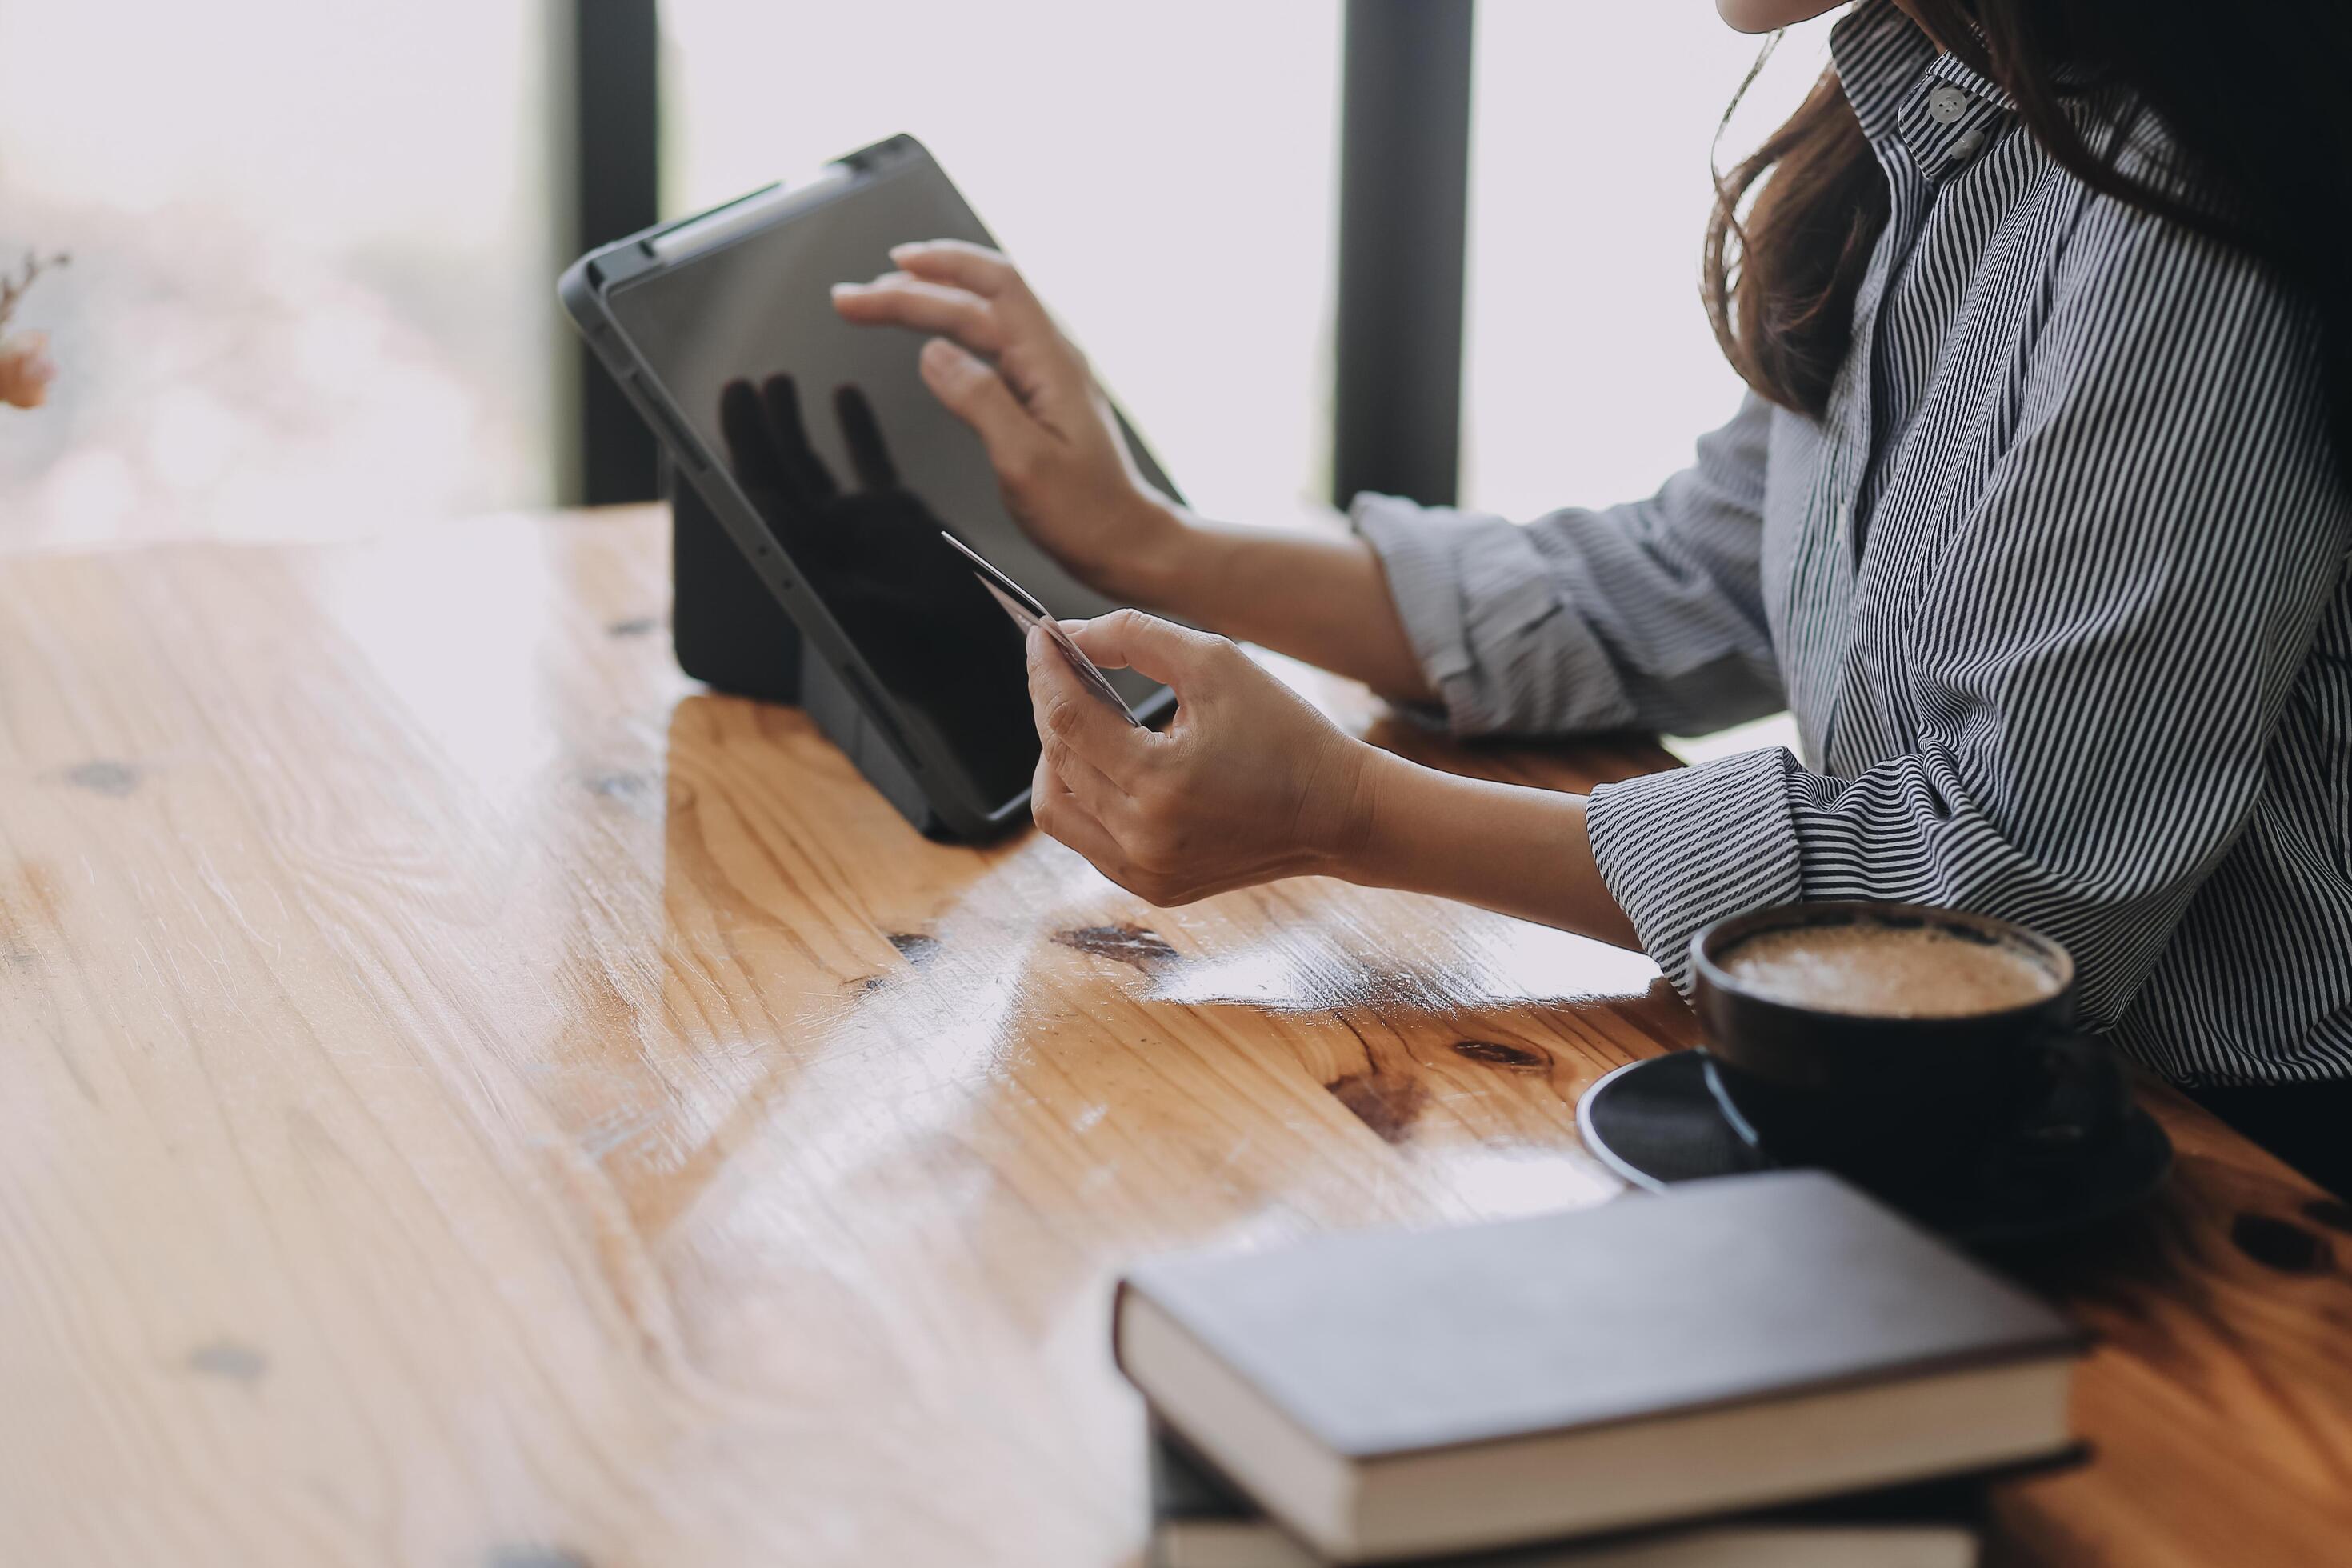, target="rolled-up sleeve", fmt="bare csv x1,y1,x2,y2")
1353,394,1784,738
1586,220,2350,1008
1587,746,1804,987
